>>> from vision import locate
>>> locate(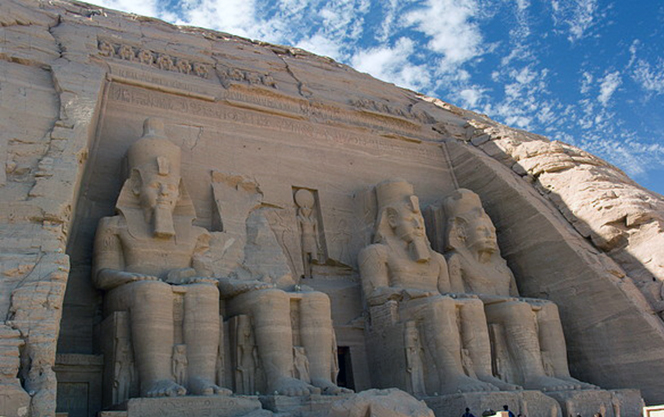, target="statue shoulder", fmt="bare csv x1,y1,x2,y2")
359,243,389,262
97,215,125,233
